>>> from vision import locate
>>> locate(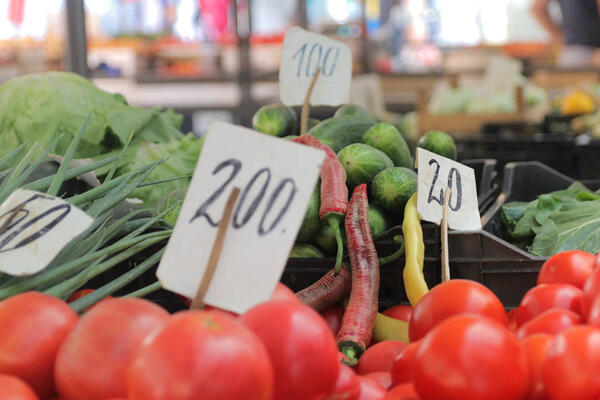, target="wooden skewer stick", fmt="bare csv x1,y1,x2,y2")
190,187,240,309
441,187,451,283
300,67,322,135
